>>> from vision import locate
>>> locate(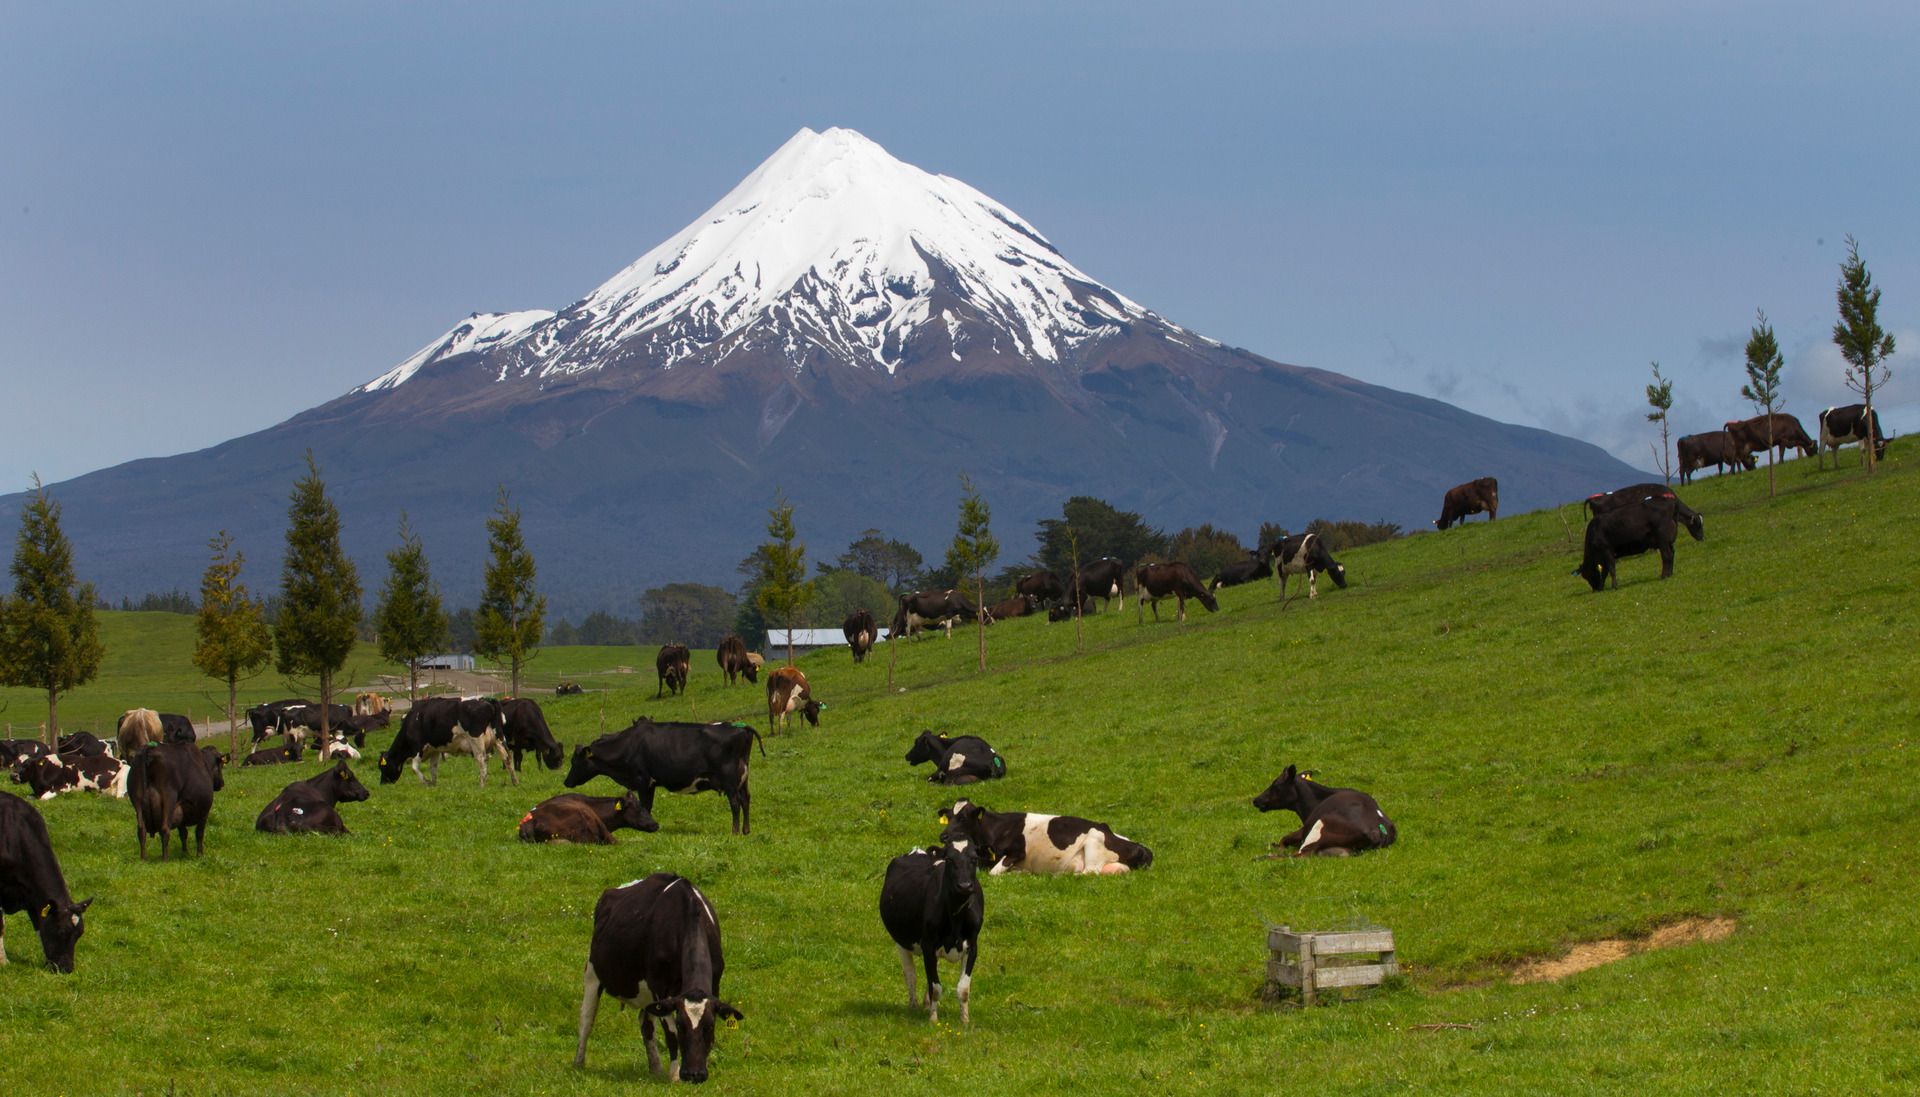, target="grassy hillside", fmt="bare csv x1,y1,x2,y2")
2,444,1916,1094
